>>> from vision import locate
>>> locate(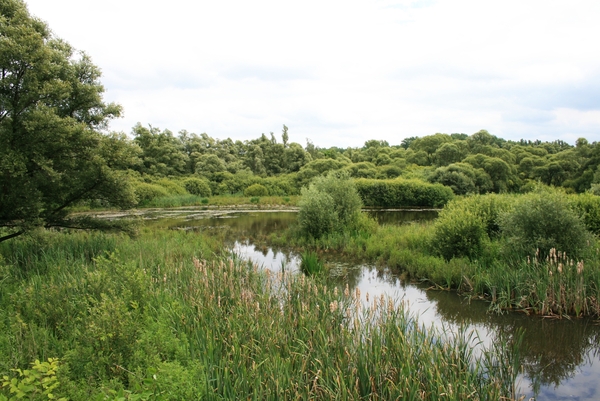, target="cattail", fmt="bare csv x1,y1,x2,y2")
577,260,584,275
